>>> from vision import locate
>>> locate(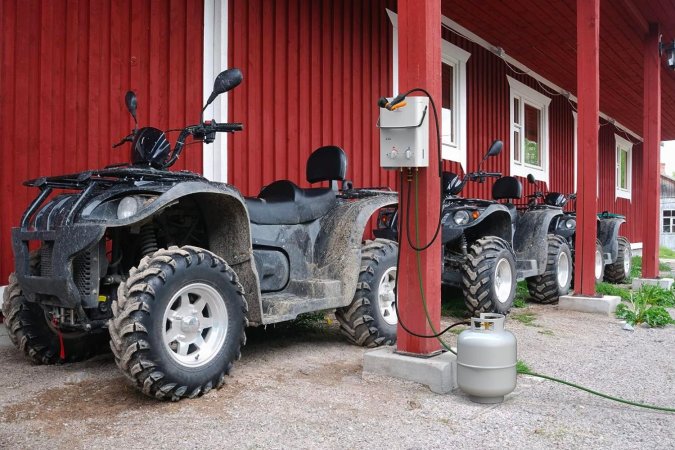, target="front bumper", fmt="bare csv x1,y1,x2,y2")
11,225,106,308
